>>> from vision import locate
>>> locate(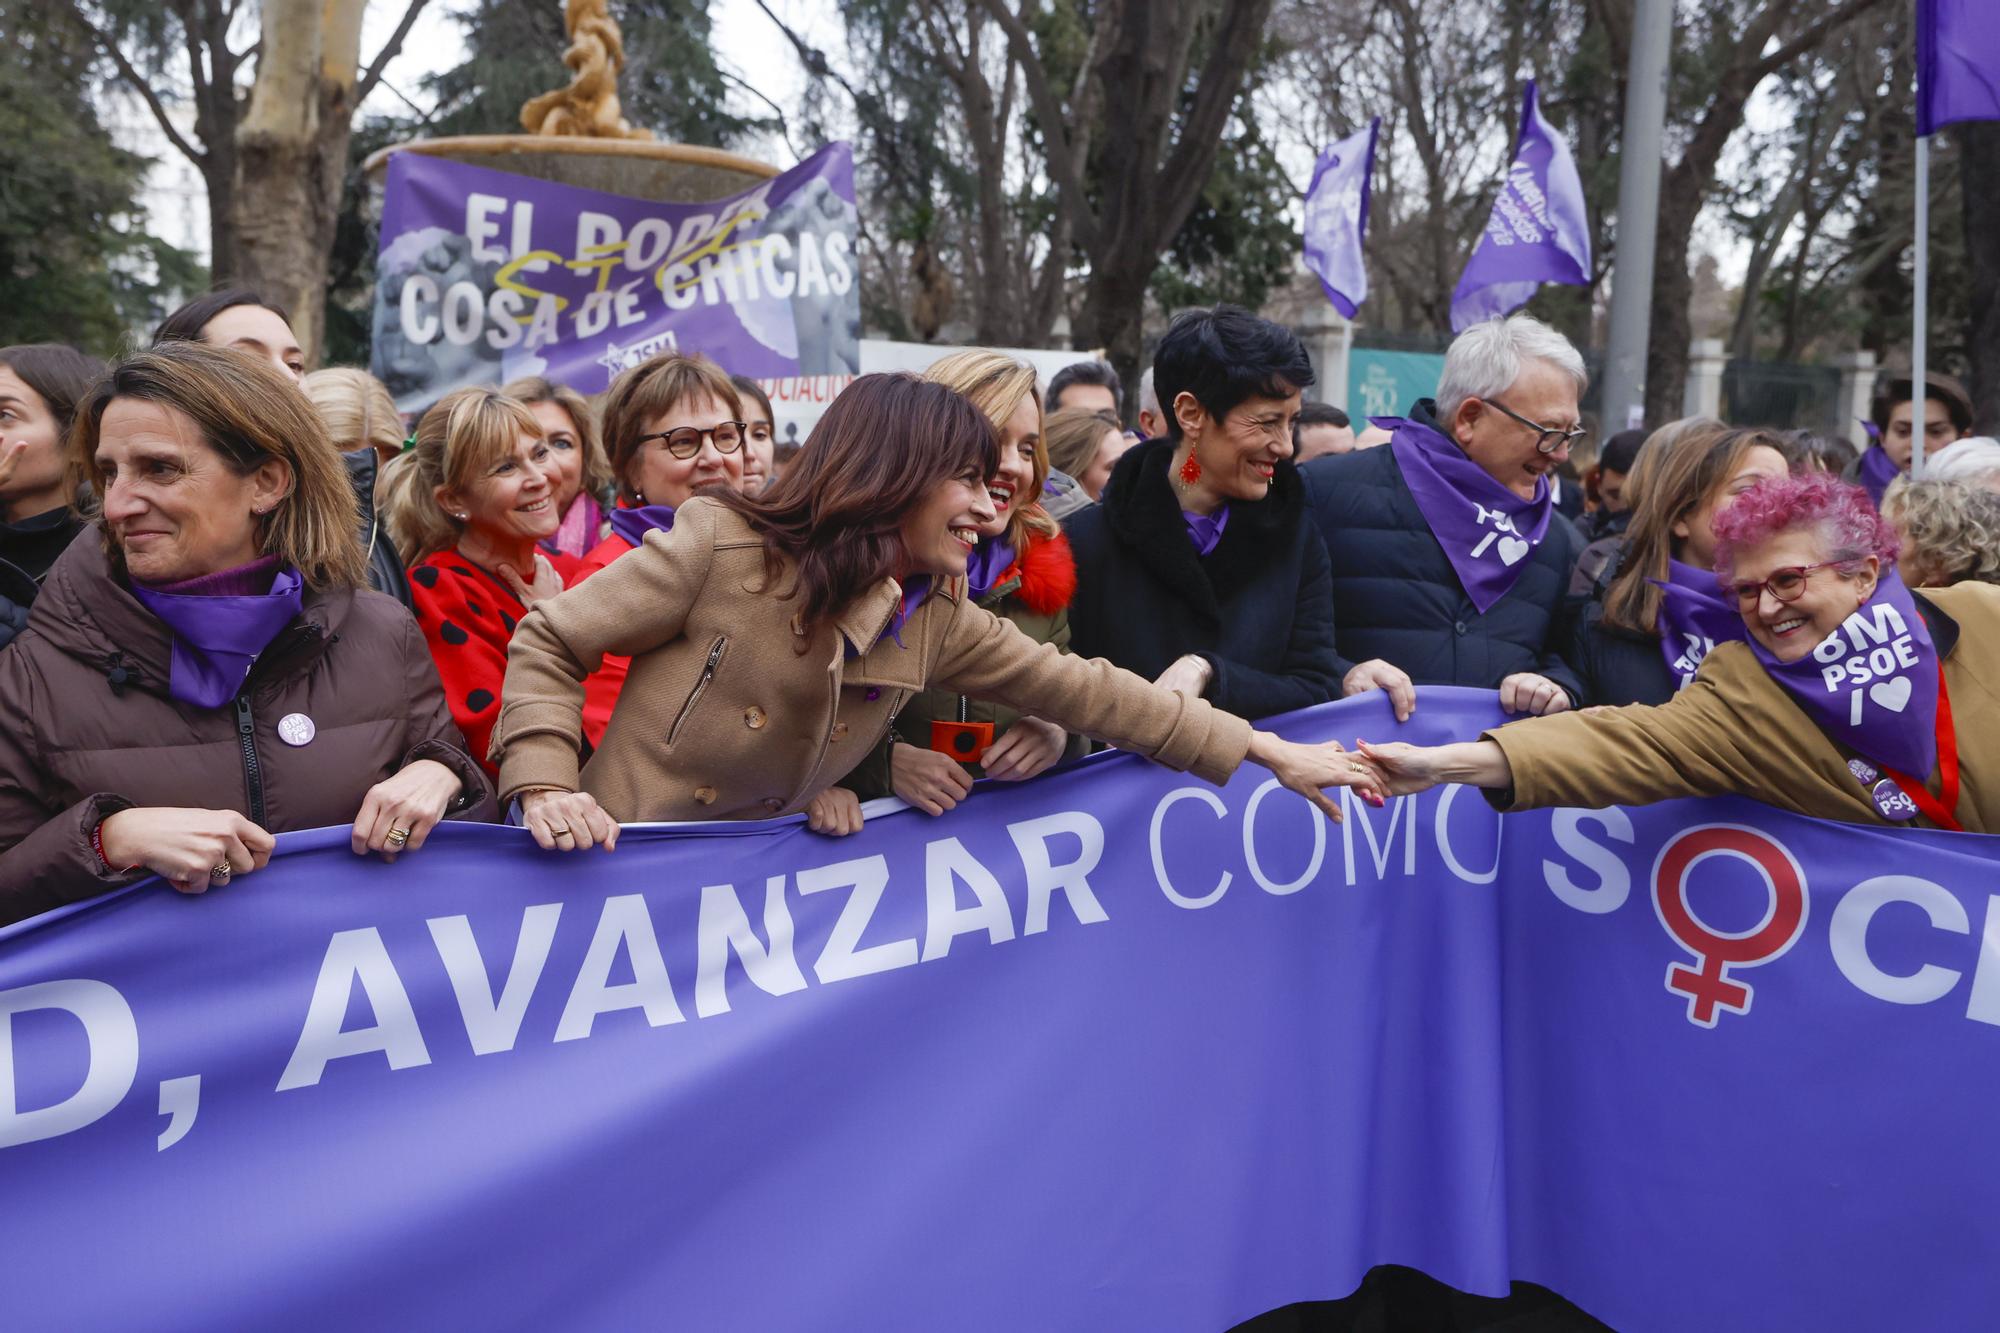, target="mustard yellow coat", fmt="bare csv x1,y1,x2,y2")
491,498,1251,822
1486,581,2000,833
